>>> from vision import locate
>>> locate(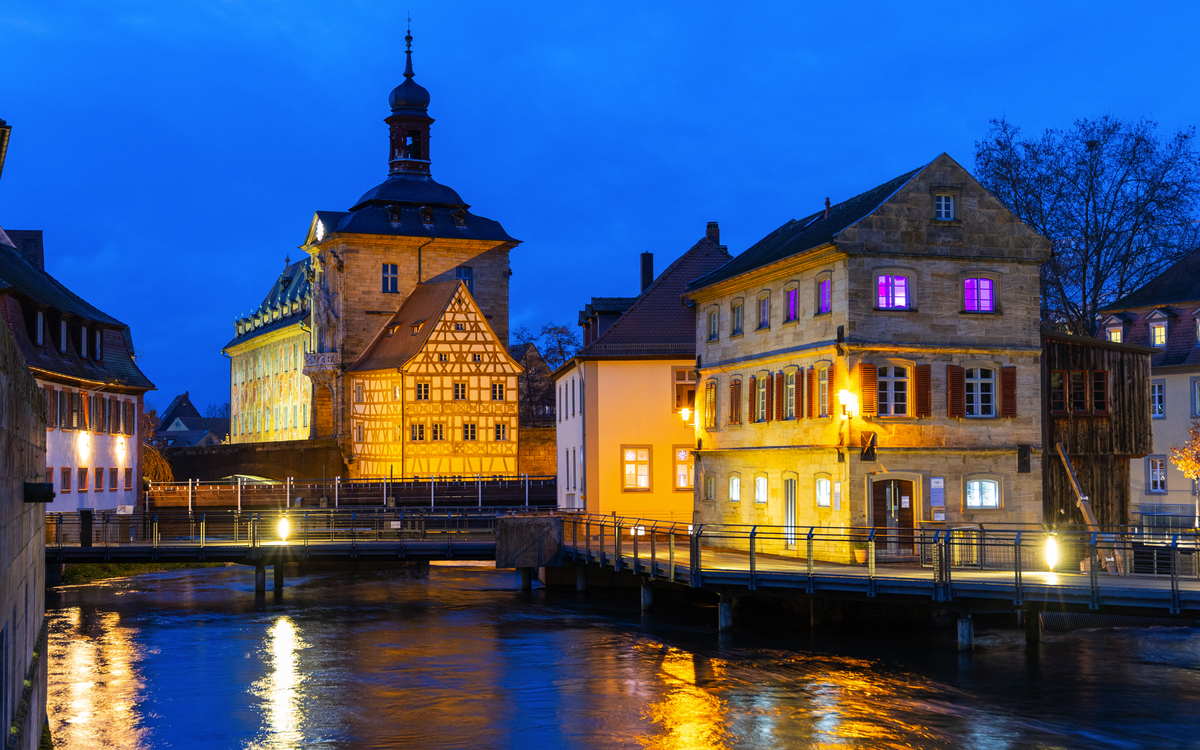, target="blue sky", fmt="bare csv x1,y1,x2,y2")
3,0,1199,411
